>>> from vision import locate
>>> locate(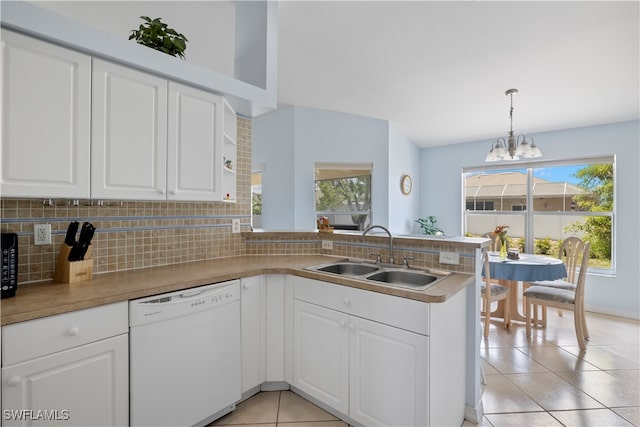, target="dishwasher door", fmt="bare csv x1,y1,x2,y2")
130,281,241,427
